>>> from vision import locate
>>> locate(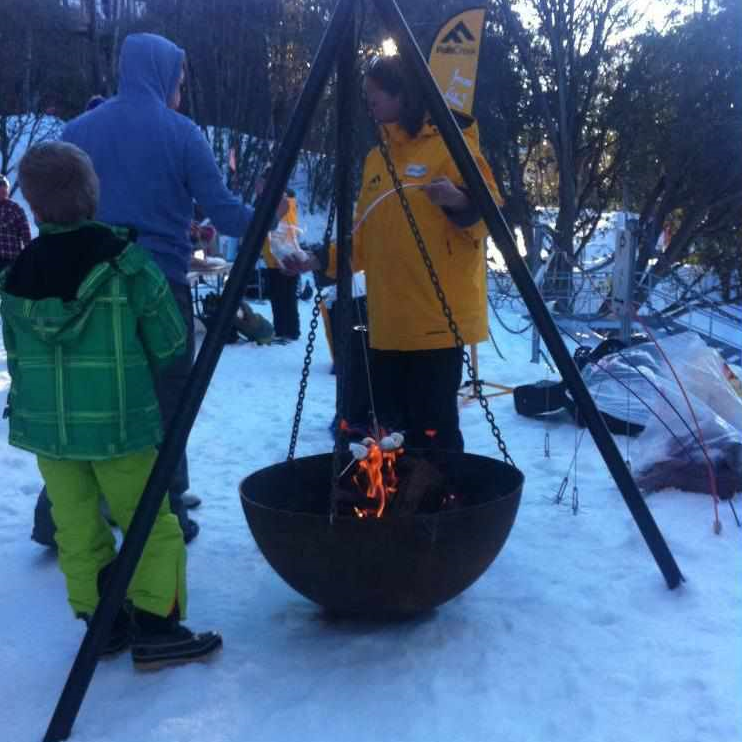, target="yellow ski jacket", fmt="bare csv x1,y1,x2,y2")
349,119,501,351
